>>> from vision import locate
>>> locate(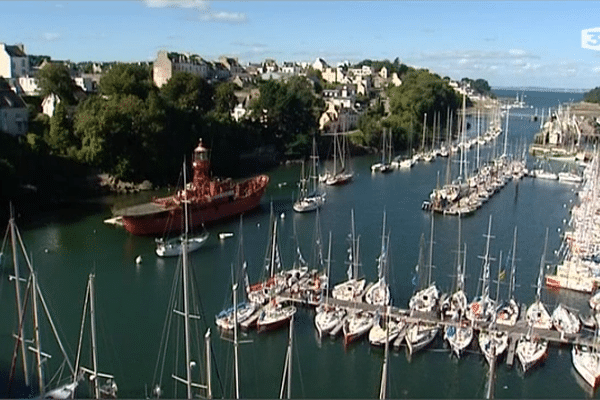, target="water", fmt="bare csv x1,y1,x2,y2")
0,90,595,399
